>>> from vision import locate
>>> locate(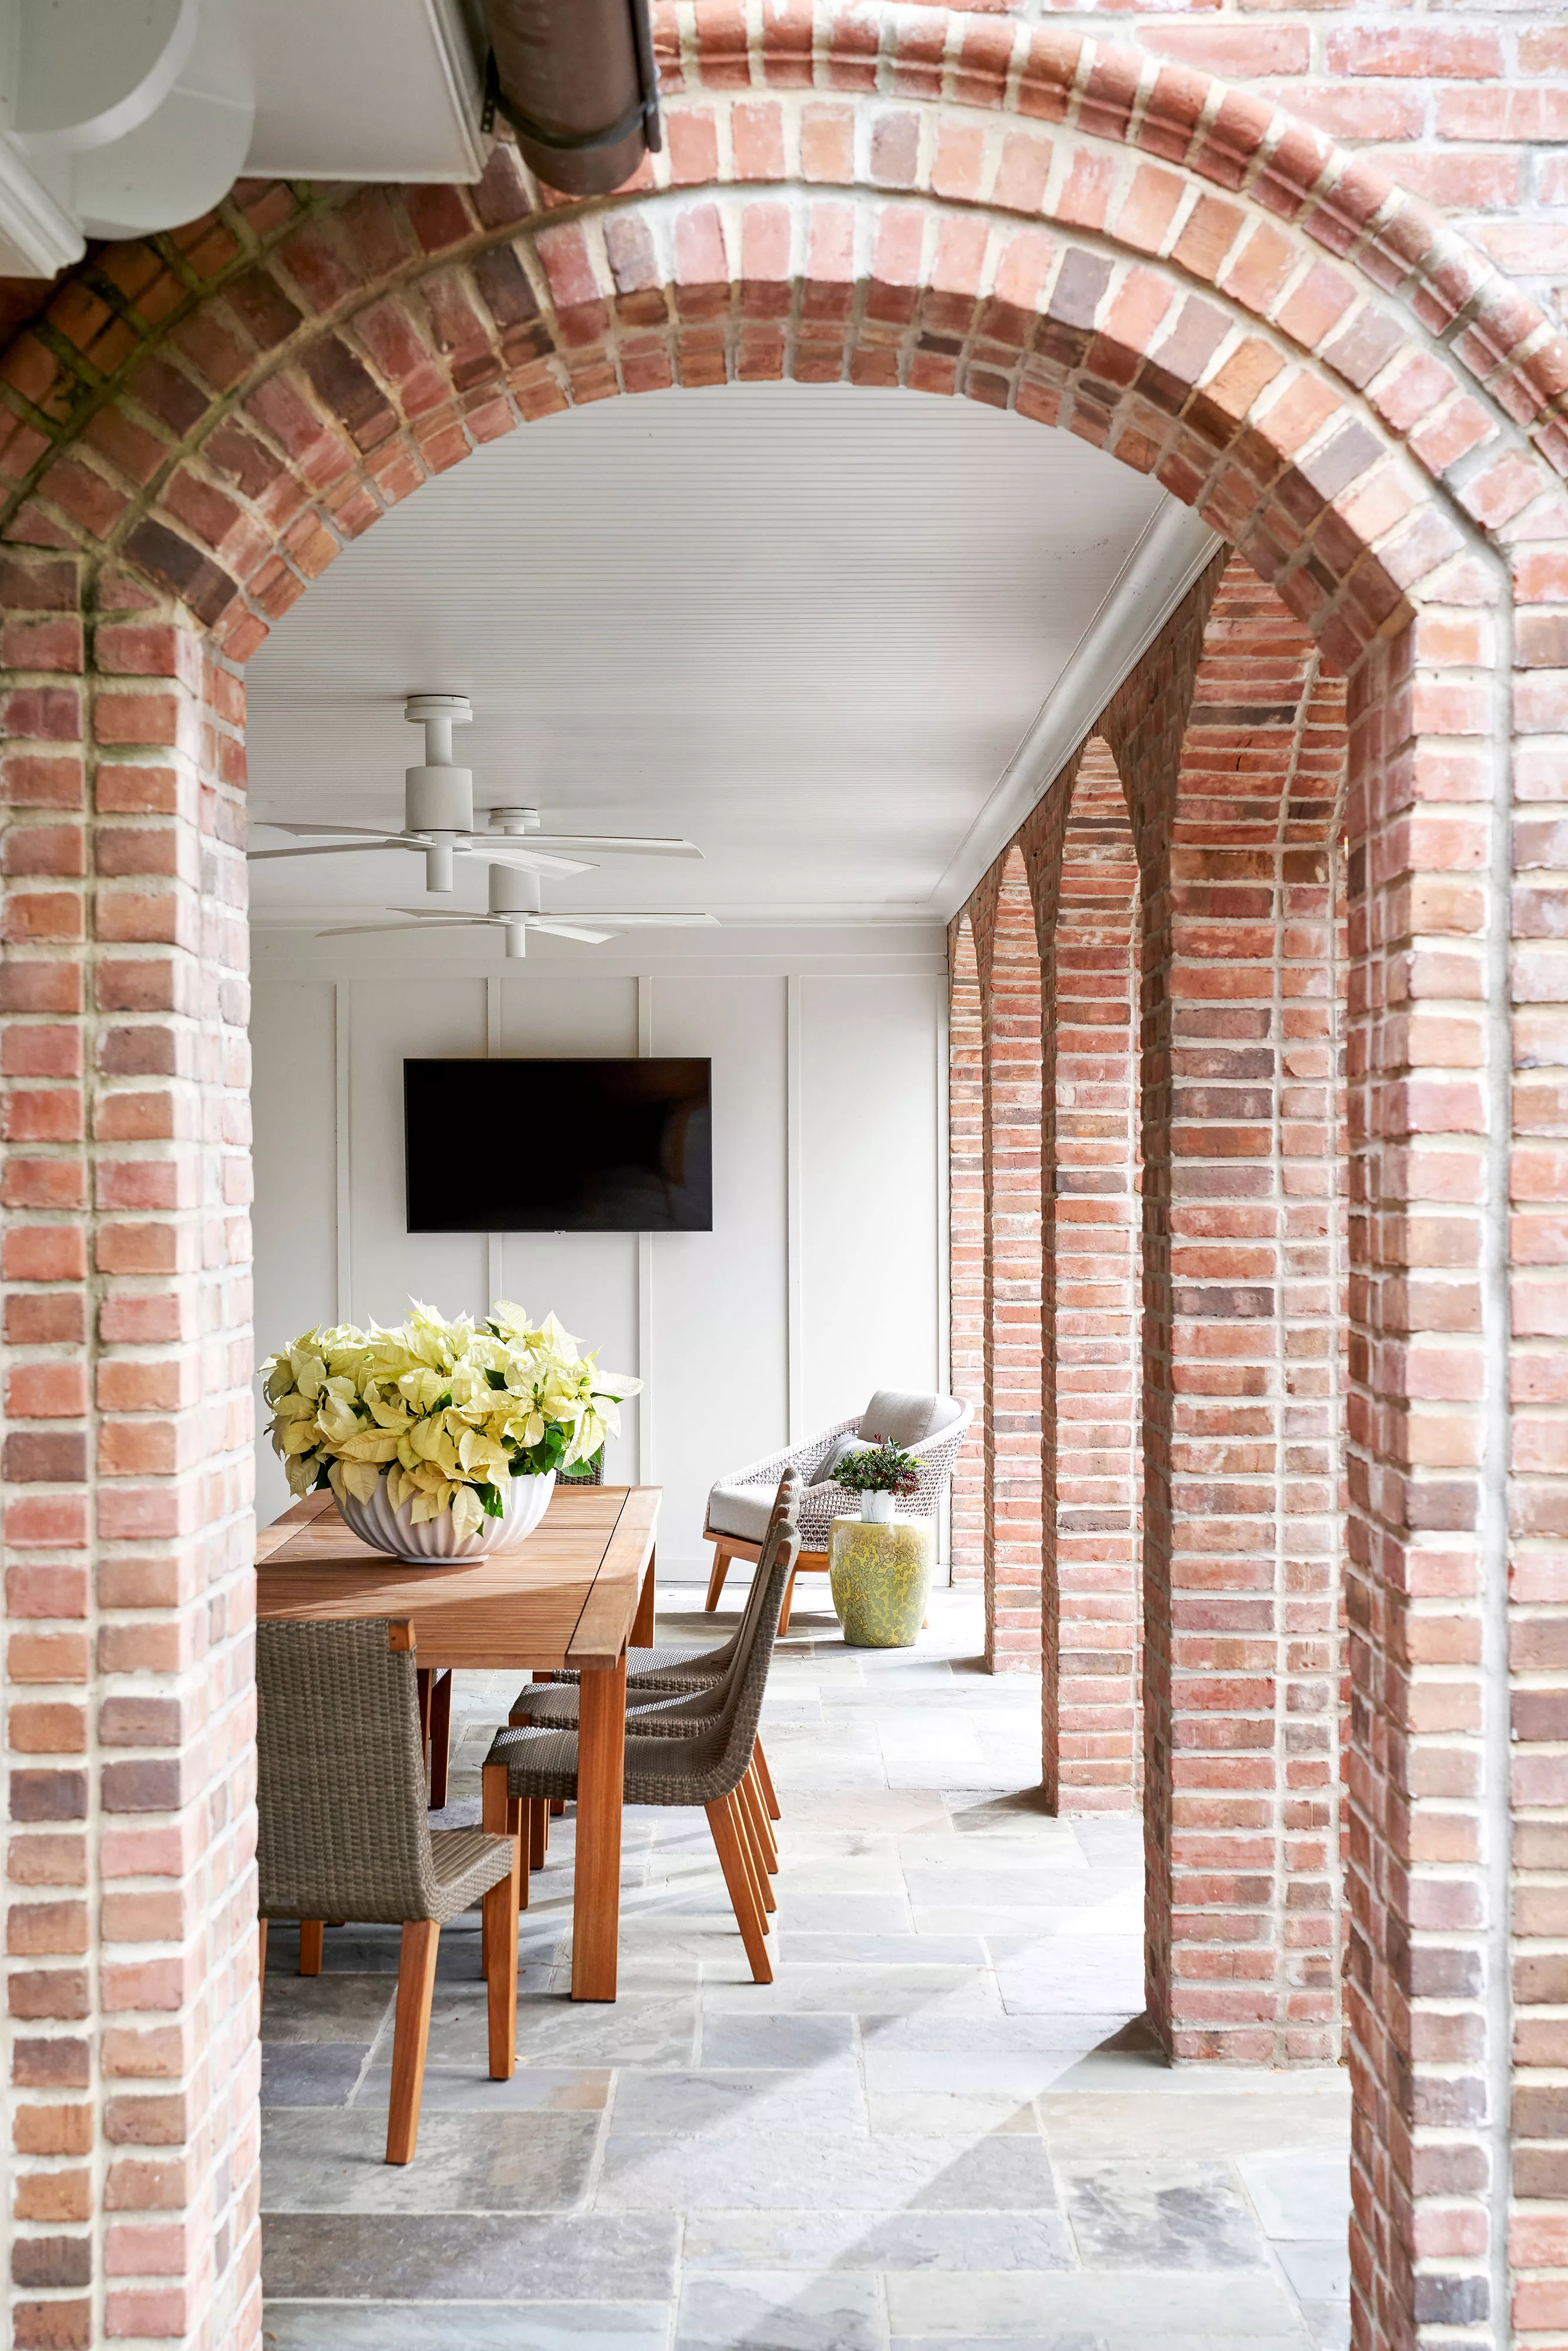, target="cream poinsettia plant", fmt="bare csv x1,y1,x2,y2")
262,1300,641,1542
